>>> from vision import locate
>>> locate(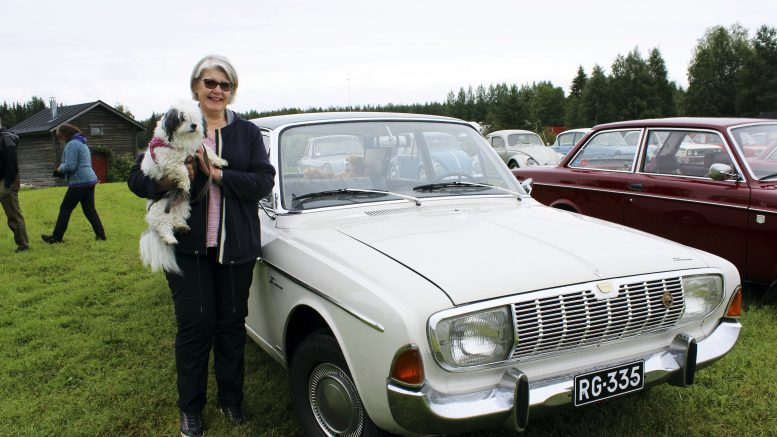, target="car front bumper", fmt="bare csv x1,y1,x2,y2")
387,319,741,435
